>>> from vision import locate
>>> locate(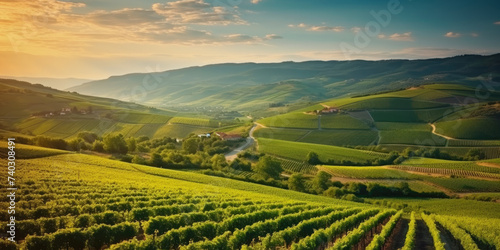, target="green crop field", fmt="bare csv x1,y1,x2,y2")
375,122,431,131
169,117,222,128
448,139,500,147
257,138,387,164
379,130,447,146
341,97,449,110
319,114,371,129
0,141,69,159
153,124,212,138
422,177,500,192
434,117,500,140
299,130,378,146
258,112,319,129
319,166,418,180
253,127,310,141
370,107,451,123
